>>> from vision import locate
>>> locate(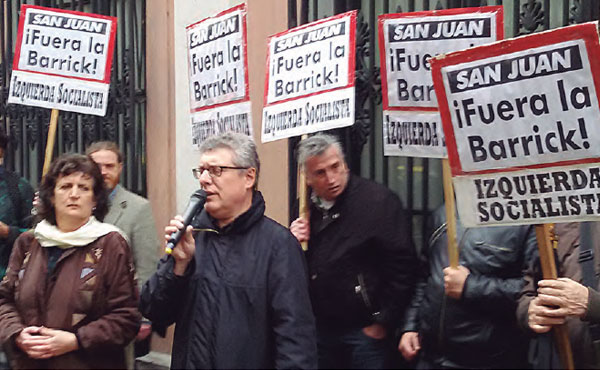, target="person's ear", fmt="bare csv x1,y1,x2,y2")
245,167,256,190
